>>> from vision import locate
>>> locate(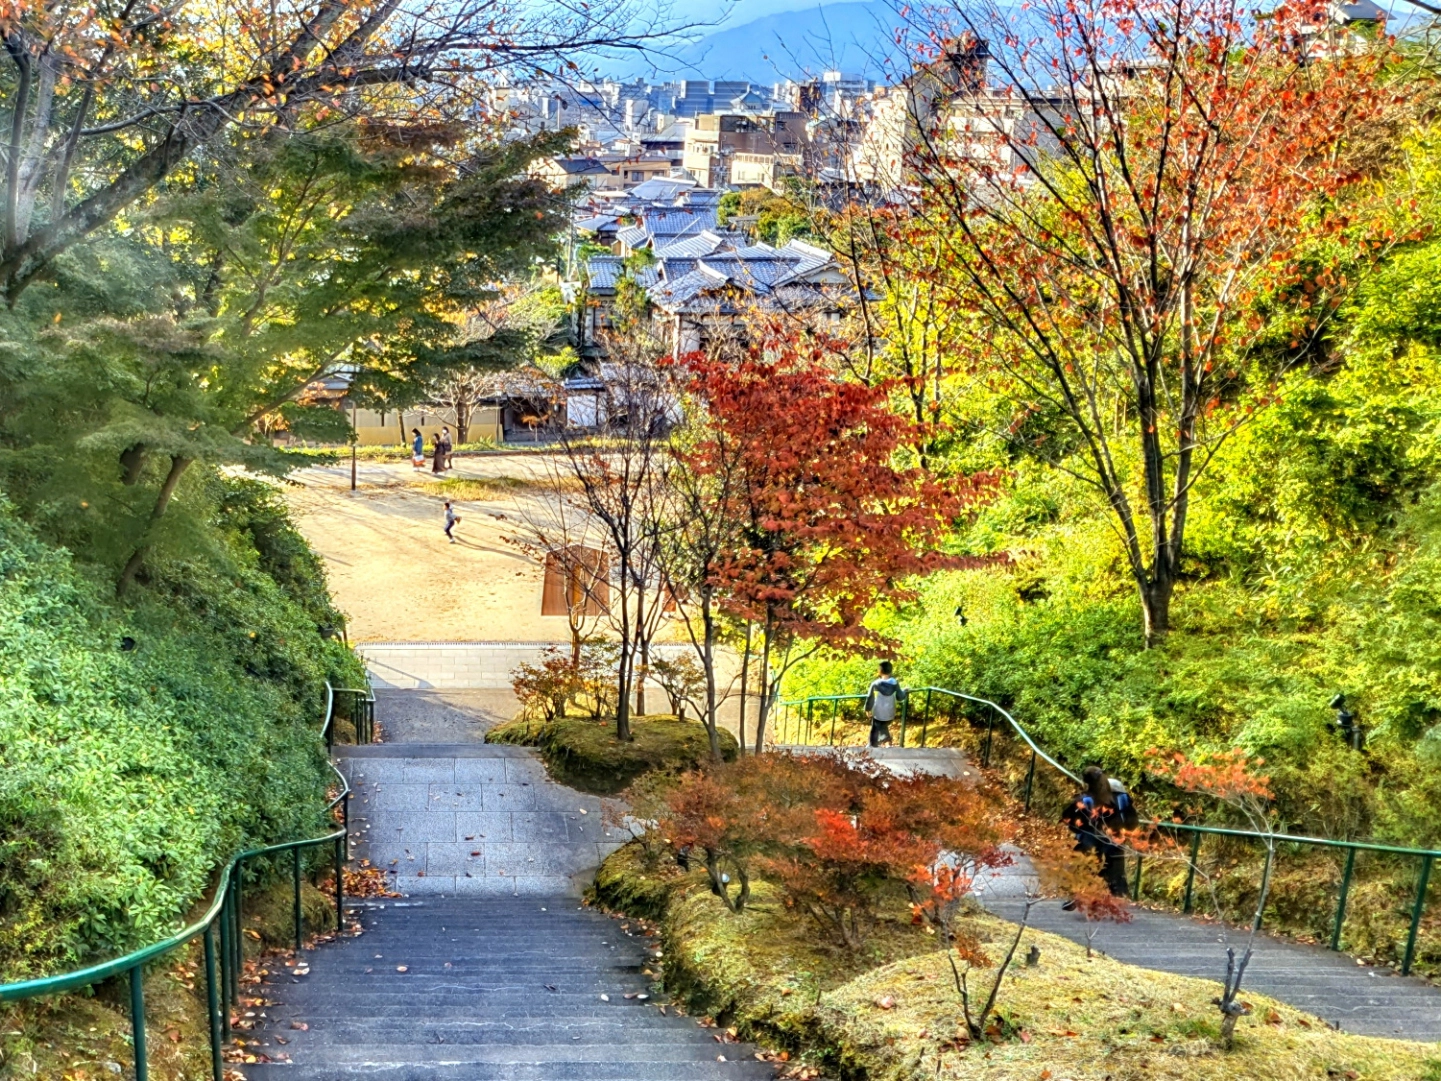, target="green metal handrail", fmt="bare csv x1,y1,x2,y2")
778,684,1441,975
0,680,356,1081
326,682,377,746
